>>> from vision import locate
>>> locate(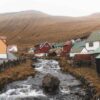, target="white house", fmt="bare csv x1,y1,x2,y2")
85,31,100,52
70,31,100,58
7,45,18,53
